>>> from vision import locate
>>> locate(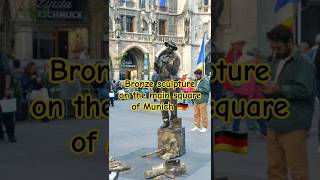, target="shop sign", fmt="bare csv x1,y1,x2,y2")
143,53,149,80
143,53,149,70
36,0,85,21
121,59,135,68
